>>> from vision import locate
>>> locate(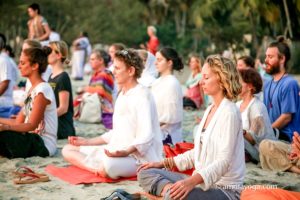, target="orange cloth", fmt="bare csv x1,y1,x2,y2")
45,165,136,185
241,187,300,200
